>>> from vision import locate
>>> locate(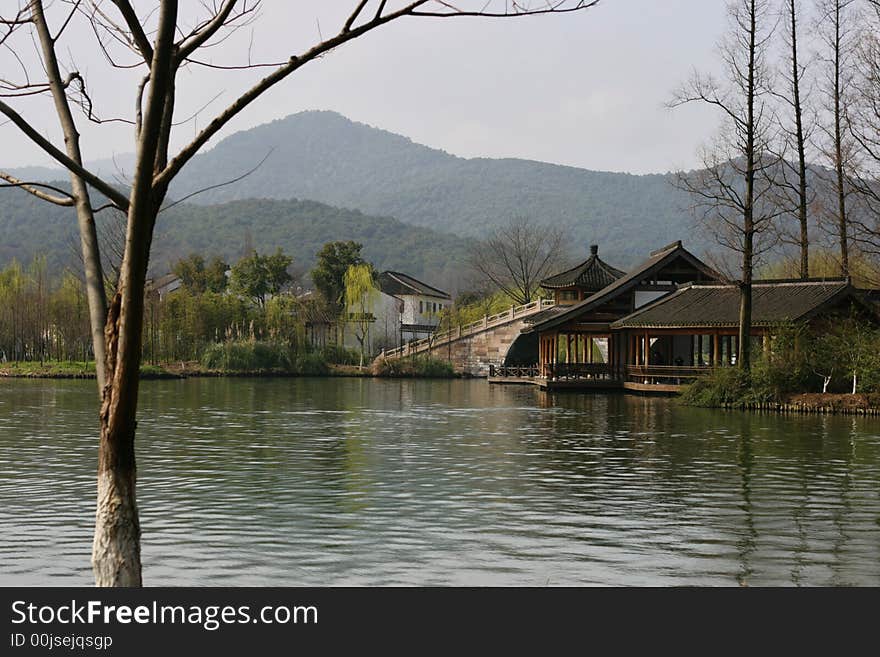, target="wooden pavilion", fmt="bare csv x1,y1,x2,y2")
521,240,718,387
